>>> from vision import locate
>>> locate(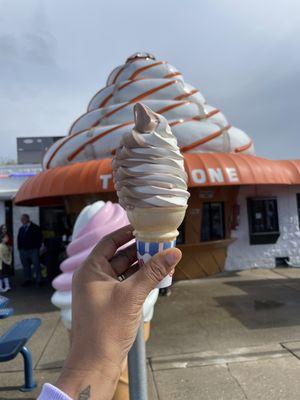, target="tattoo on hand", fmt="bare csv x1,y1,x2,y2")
78,385,91,399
